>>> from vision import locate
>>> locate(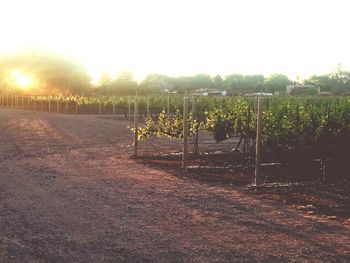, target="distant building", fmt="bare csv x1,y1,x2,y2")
164,88,177,94
287,85,332,96
286,84,315,95
245,92,274,97
191,89,228,96
287,85,333,96
318,92,332,96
